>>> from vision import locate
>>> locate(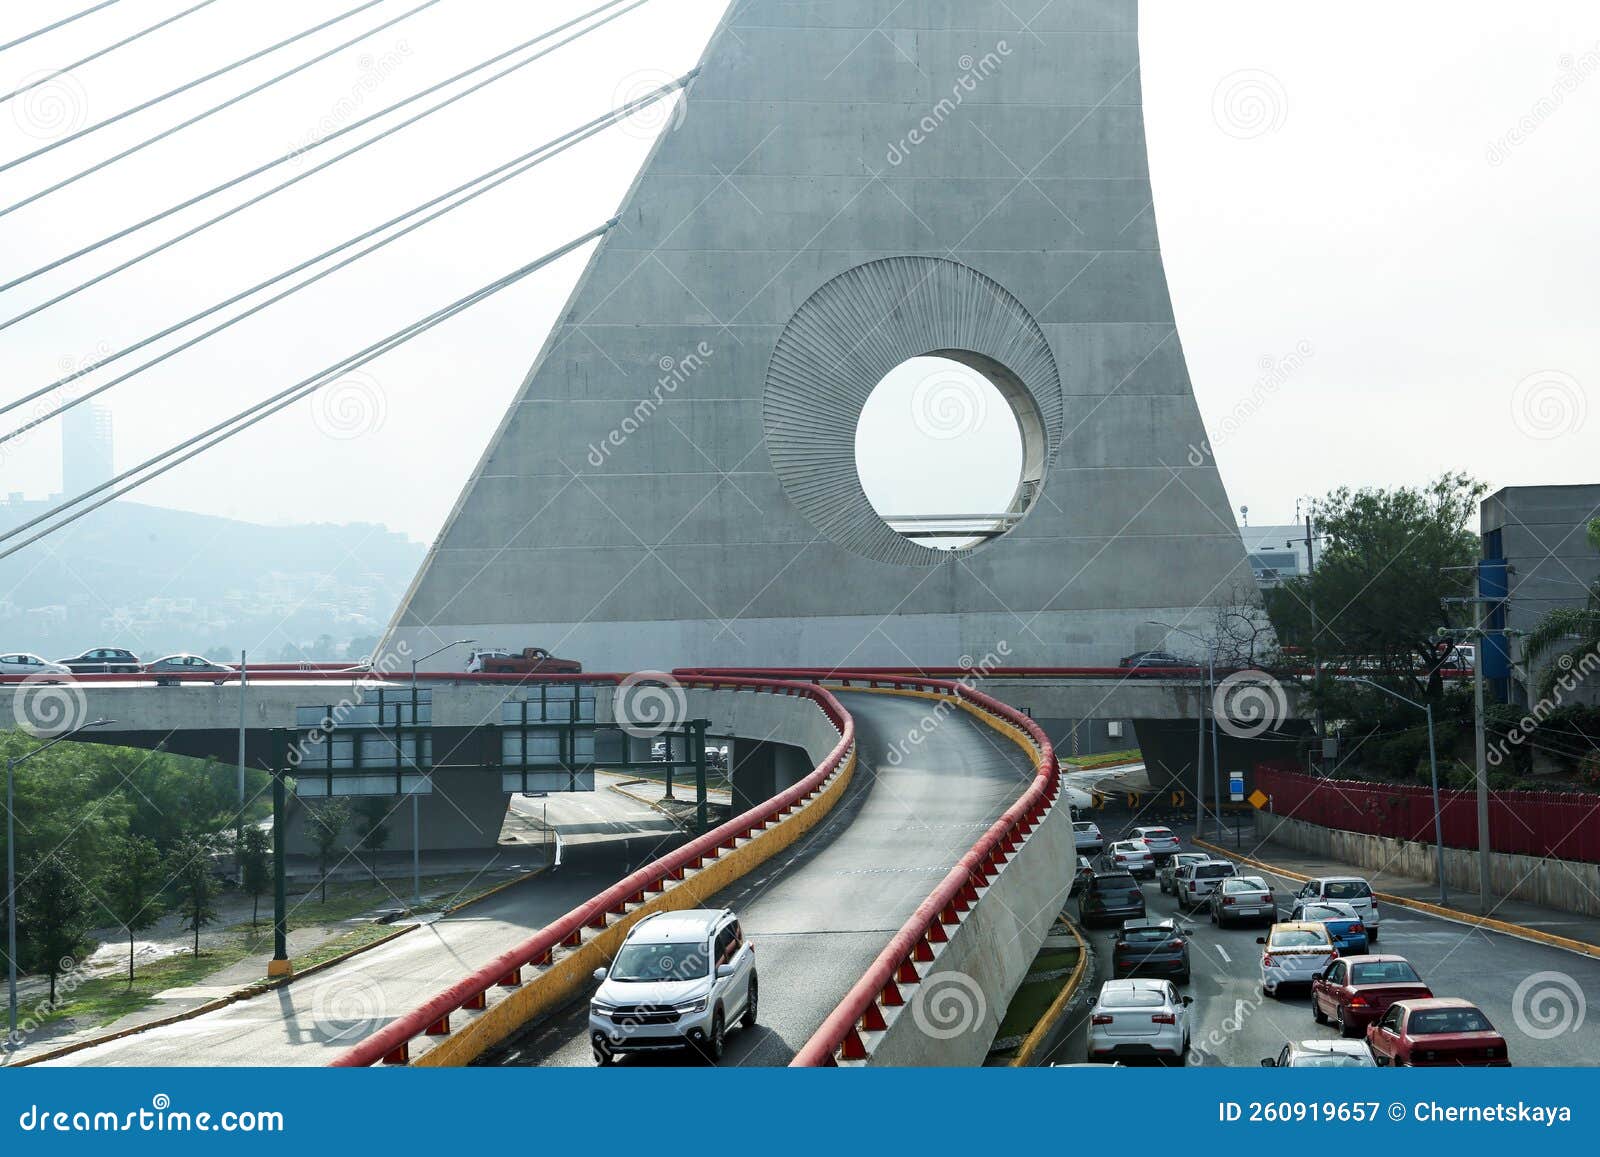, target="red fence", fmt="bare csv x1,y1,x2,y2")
1257,764,1600,864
